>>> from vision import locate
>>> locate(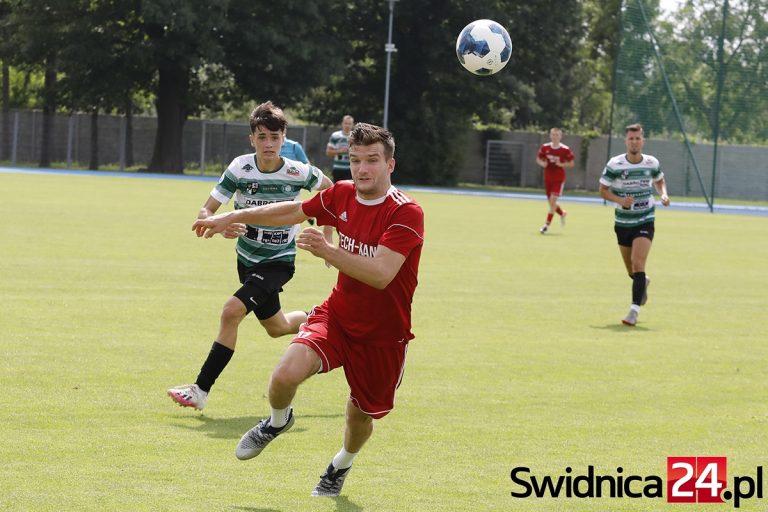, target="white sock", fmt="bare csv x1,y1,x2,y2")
270,406,292,428
332,447,357,470
630,304,641,313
